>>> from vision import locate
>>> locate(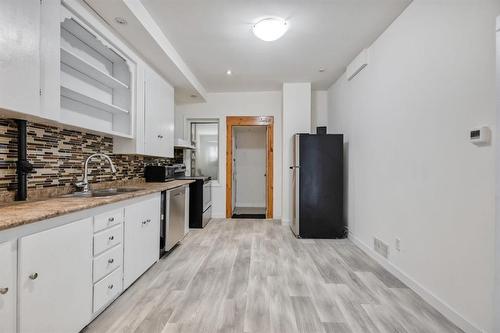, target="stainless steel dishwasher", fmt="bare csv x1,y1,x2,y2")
166,186,186,251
